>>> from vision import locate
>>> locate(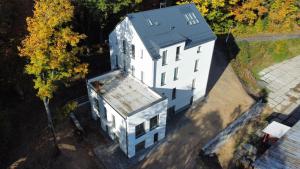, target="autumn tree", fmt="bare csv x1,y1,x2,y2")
177,0,240,33
268,0,298,31
232,0,268,25
19,0,88,151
